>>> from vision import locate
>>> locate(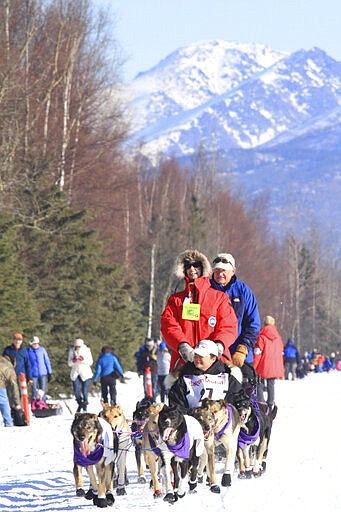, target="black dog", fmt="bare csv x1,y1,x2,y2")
234,394,277,478
157,404,205,502
131,397,155,483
